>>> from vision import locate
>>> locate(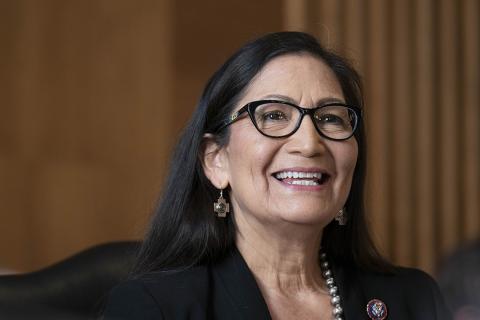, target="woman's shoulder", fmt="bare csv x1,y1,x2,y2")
359,265,439,290
352,265,443,299
395,266,439,286
103,266,211,319
114,265,210,294
351,266,452,319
